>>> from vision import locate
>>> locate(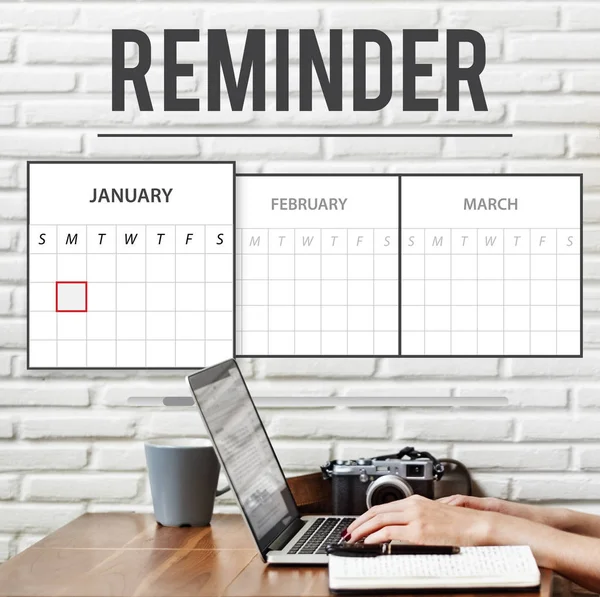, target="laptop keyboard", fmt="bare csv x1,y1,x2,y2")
288,517,355,555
